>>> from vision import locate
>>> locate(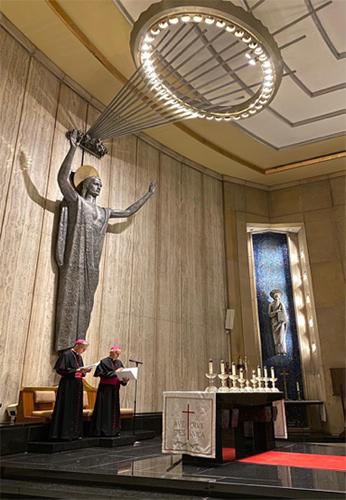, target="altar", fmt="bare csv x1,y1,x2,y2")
162,391,283,464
